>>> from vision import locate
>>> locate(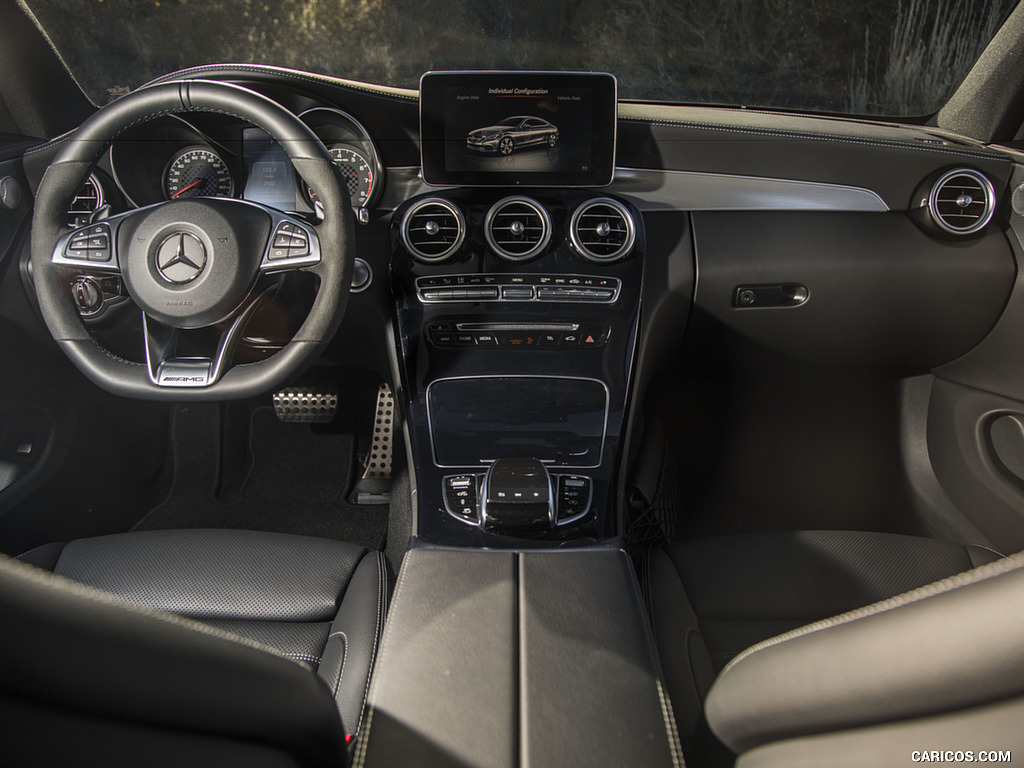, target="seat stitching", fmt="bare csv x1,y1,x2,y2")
656,679,687,768
353,549,413,754
329,631,349,698
0,556,302,666
351,704,375,768
617,548,687,764
353,552,386,737
720,551,1024,676
968,543,1005,559
284,652,321,668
